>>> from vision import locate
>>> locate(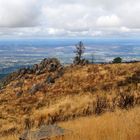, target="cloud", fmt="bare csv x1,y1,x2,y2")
96,15,121,27
0,0,41,27
0,0,140,37
120,27,130,33
117,1,140,28
42,4,93,30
